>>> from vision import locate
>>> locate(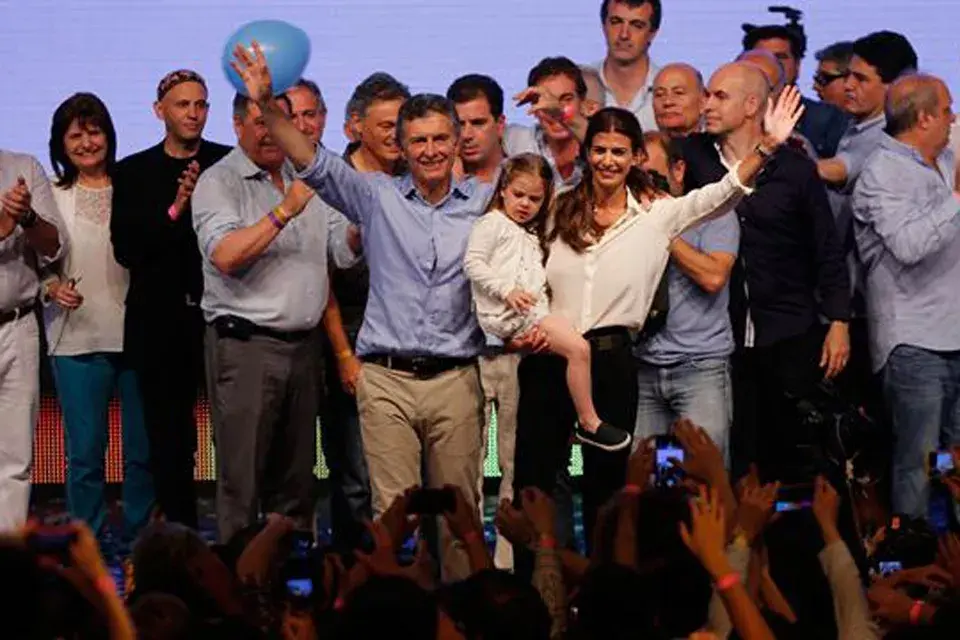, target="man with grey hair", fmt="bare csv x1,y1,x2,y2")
343,72,410,174
683,62,850,480
286,78,327,146
652,62,704,137
852,73,960,521
813,42,854,110
234,44,493,581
